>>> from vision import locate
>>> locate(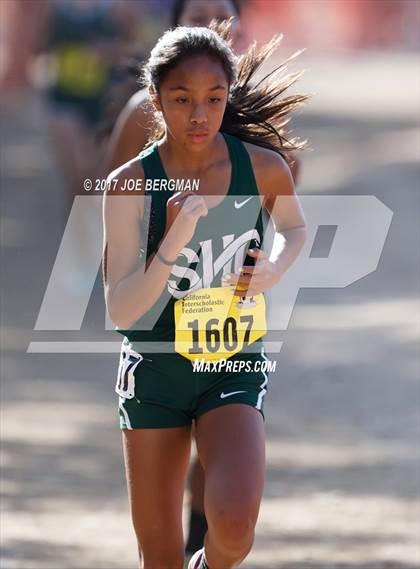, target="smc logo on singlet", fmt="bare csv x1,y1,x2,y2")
168,229,260,298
